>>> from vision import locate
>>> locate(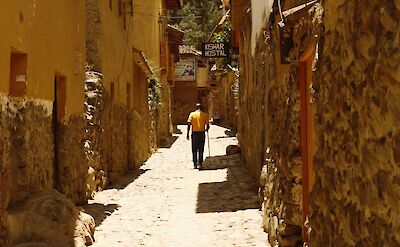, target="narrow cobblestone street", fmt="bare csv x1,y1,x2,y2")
85,125,269,246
